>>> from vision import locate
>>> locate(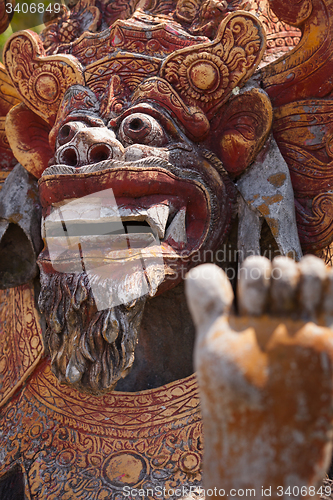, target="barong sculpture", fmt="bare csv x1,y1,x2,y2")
0,0,333,498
